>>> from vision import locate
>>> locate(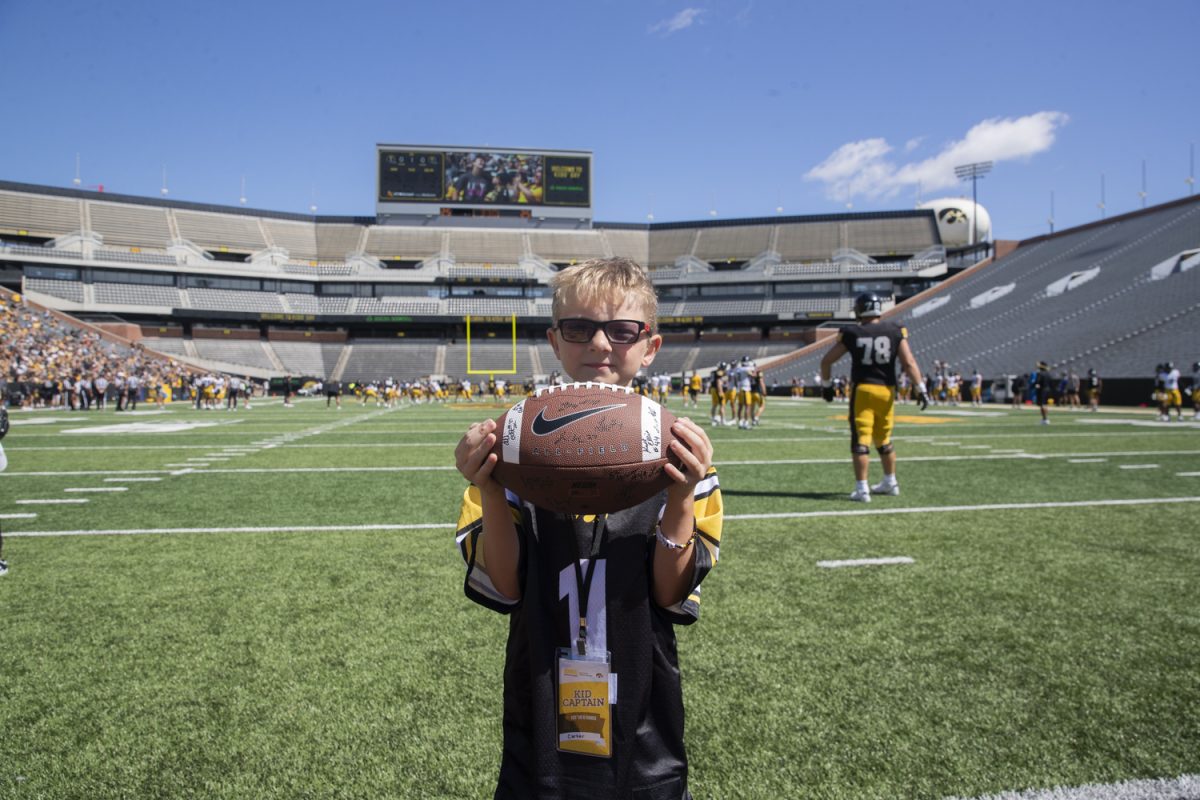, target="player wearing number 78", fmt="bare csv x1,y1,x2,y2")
820,293,929,503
